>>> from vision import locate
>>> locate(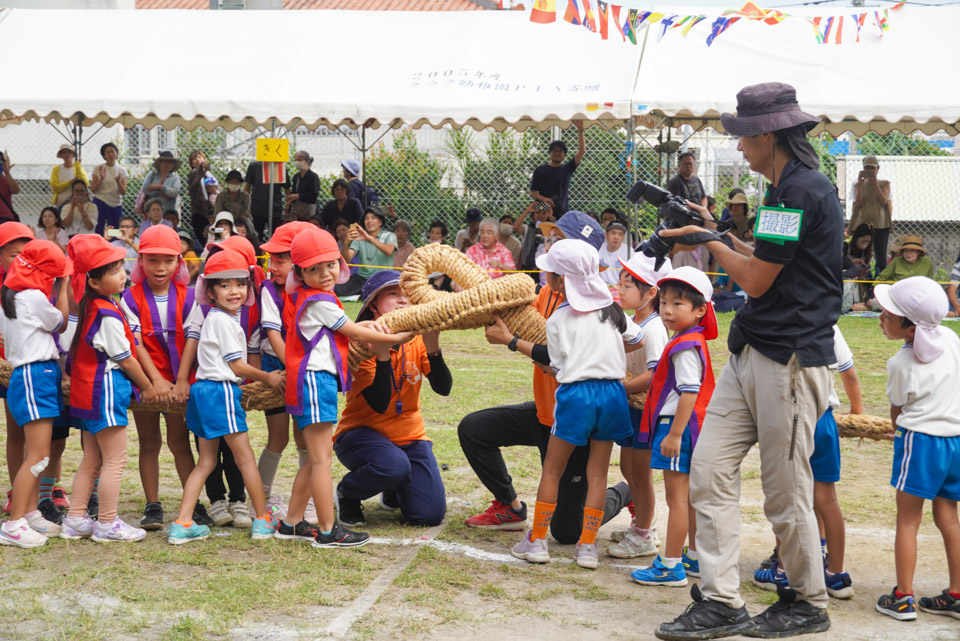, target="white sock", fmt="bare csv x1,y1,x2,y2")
297,448,309,469
685,548,699,561
257,448,283,496
662,557,681,568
